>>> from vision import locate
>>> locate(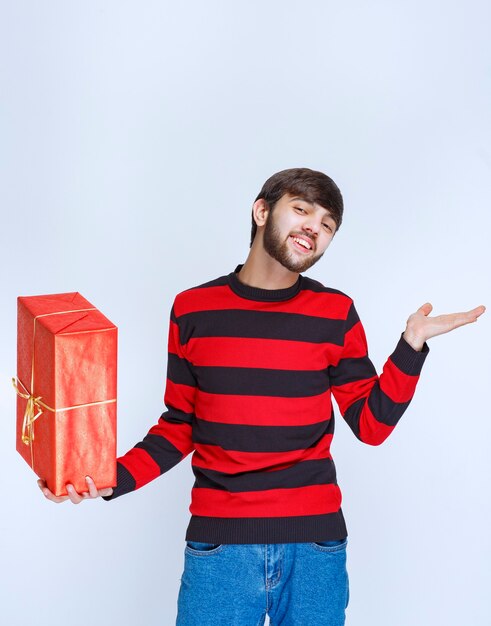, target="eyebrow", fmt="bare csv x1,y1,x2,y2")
289,197,335,221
